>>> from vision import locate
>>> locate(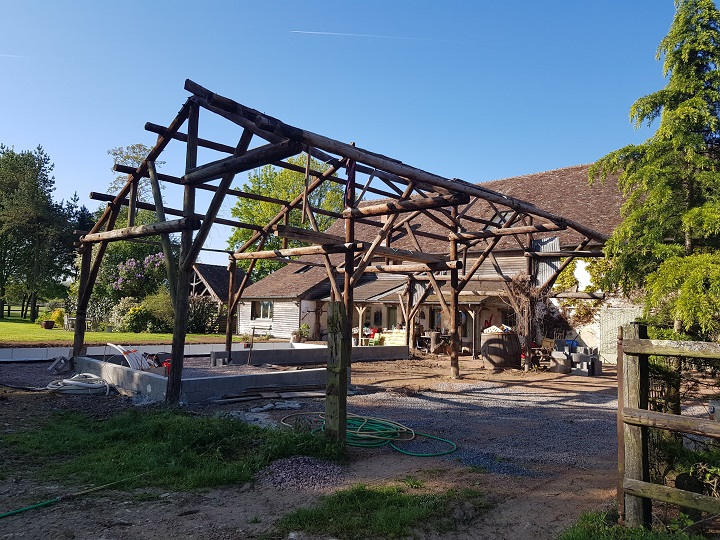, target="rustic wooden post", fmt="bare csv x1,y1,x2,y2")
225,258,237,353
449,236,460,378
128,180,138,227
72,247,92,357
326,301,348,442
167,102,199,404
405,279,414,348
617,325,626,524
325,156,355,445
622,323,652,528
